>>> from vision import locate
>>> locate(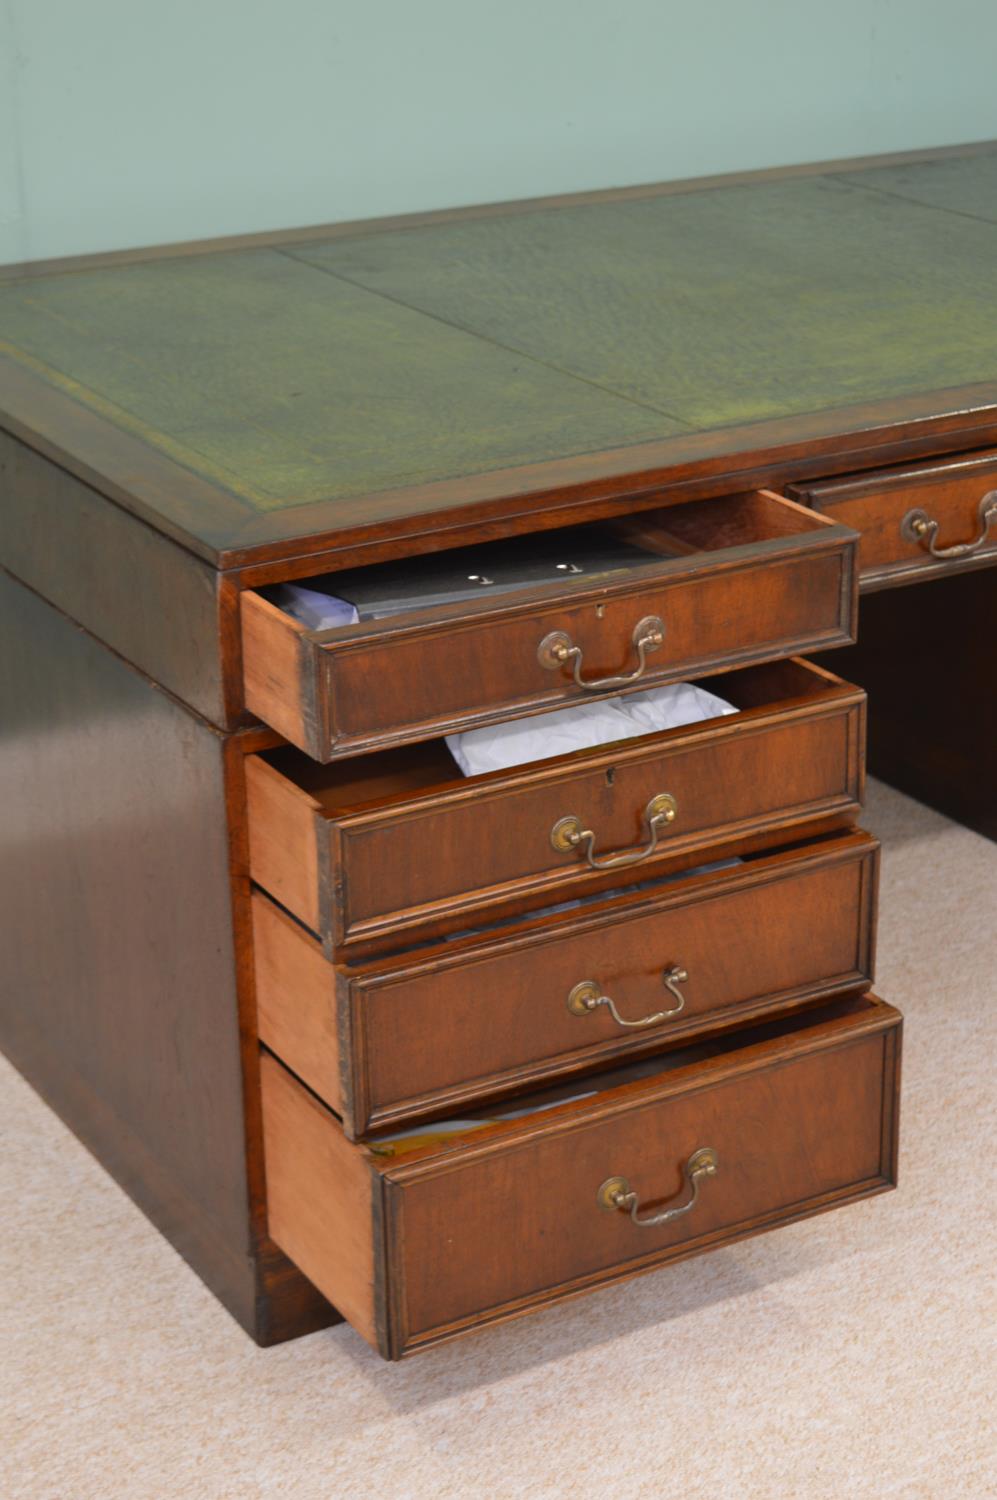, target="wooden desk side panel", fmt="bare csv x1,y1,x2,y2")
0,429,230,726
0,571,257,1329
